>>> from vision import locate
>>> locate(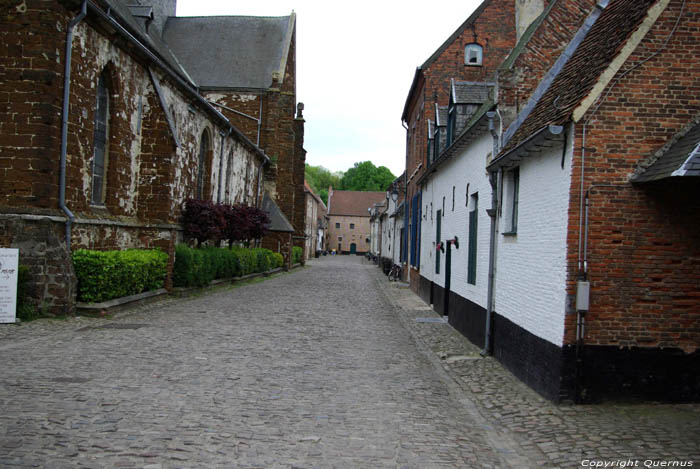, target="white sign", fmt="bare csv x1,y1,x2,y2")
0,248,19,324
